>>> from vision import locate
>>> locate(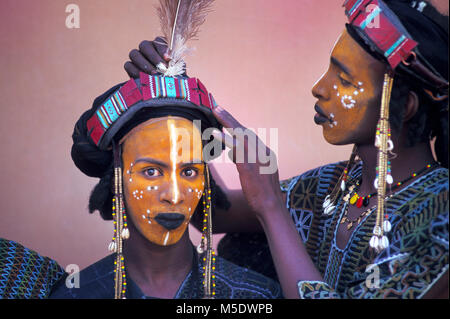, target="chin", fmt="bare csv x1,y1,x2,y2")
322,130,349,146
